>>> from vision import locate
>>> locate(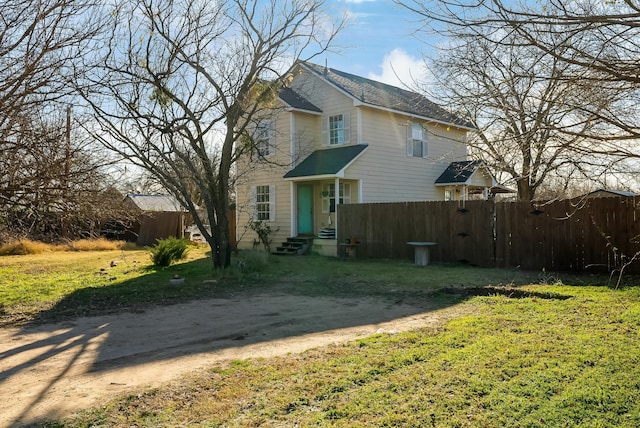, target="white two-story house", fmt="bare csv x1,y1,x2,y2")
235,61,499,254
